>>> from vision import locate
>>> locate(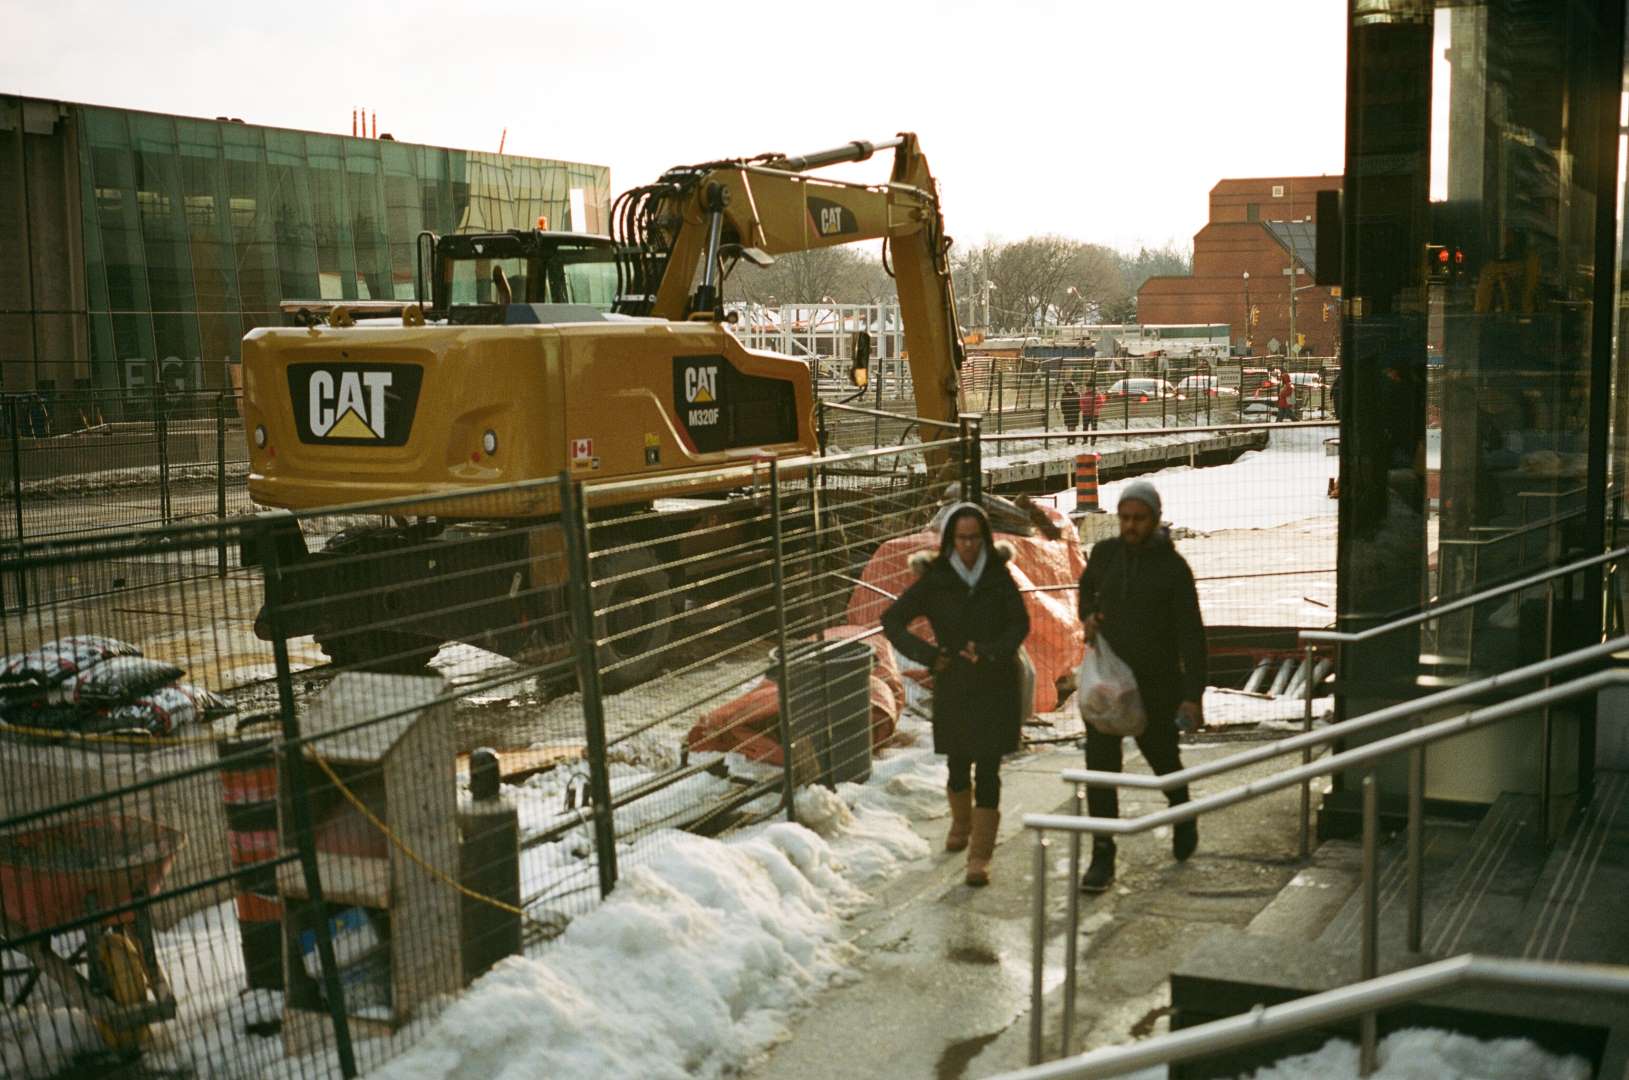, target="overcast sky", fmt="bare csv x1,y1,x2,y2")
3,0,1346,253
